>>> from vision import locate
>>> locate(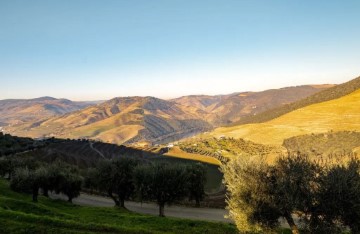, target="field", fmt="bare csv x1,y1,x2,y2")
0,179,237,234
209,89,360,145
